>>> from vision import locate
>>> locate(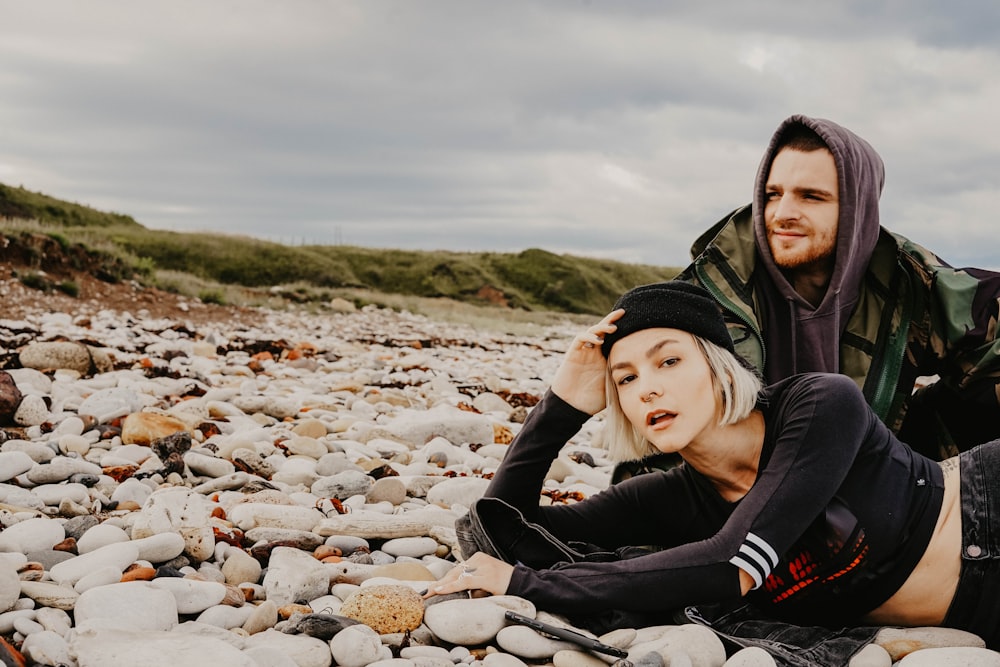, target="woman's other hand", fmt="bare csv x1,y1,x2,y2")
551,309,623,415
422,552,514,599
